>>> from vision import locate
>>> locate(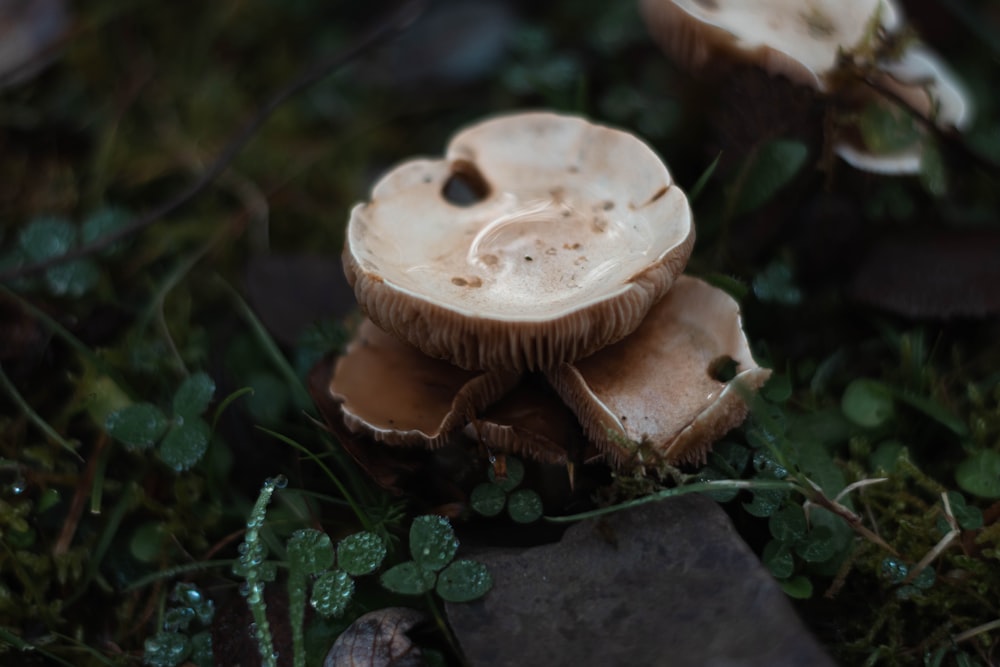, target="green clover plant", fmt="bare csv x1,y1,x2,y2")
104,371,216,471
469,457,544,524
